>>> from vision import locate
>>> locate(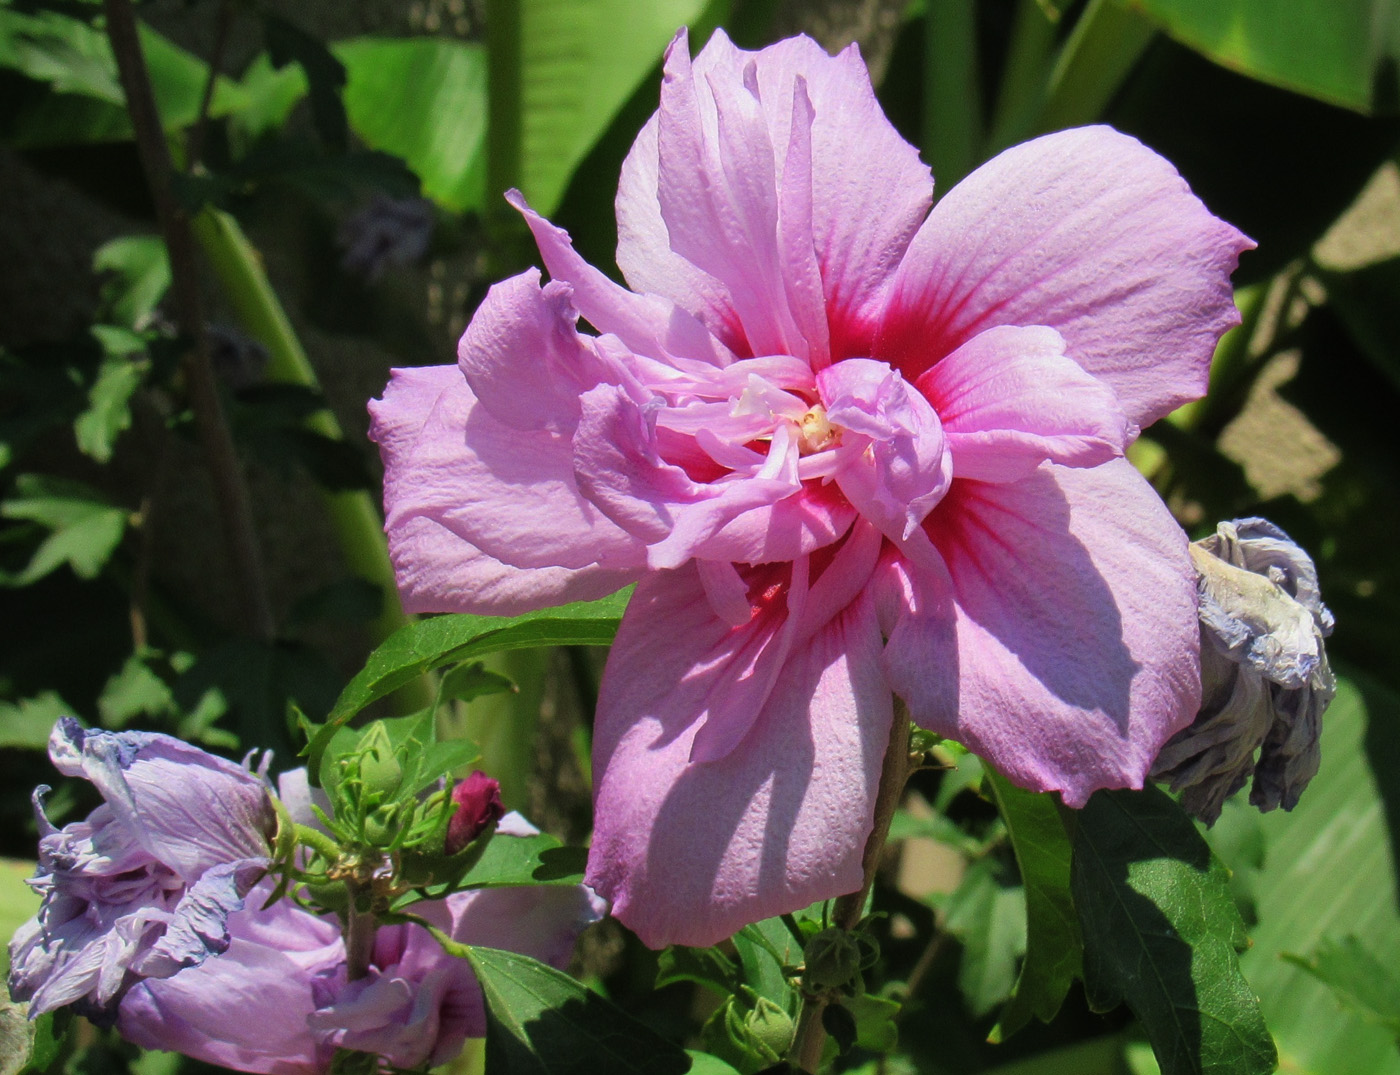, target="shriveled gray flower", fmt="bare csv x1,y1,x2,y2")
1151,517,1335,825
